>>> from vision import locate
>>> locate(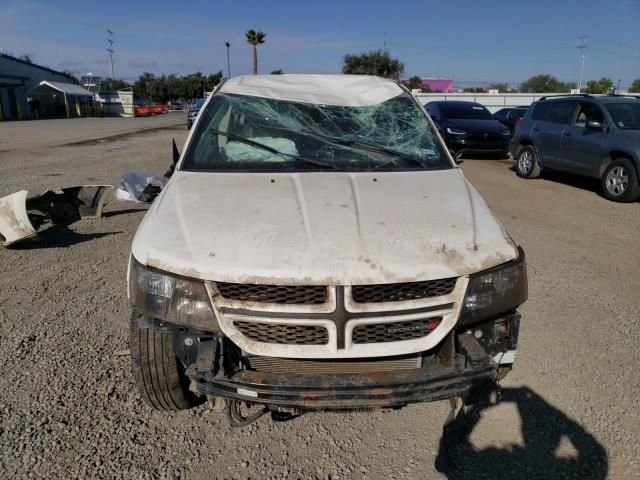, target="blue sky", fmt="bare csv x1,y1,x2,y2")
1,0,639,88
